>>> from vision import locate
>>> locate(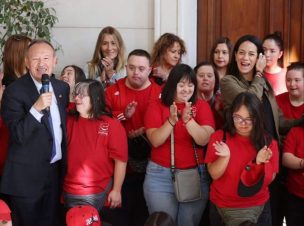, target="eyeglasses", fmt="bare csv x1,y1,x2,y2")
232,114,253,125
72,92,88,99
